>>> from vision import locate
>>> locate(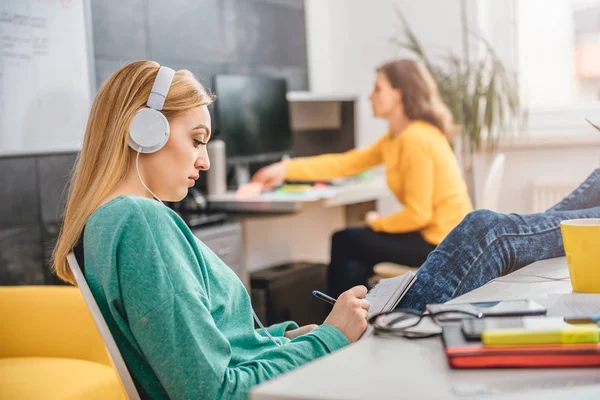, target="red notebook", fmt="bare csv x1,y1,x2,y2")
442,325,600,368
